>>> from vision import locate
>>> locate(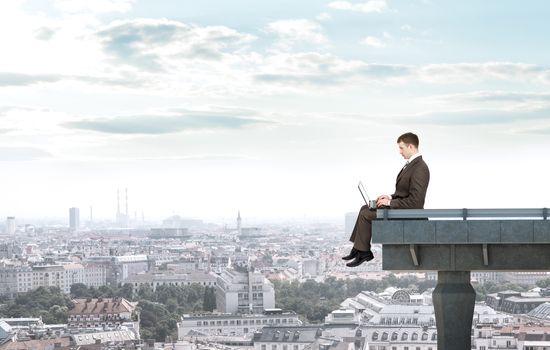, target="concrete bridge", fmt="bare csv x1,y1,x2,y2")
372,208,550,350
